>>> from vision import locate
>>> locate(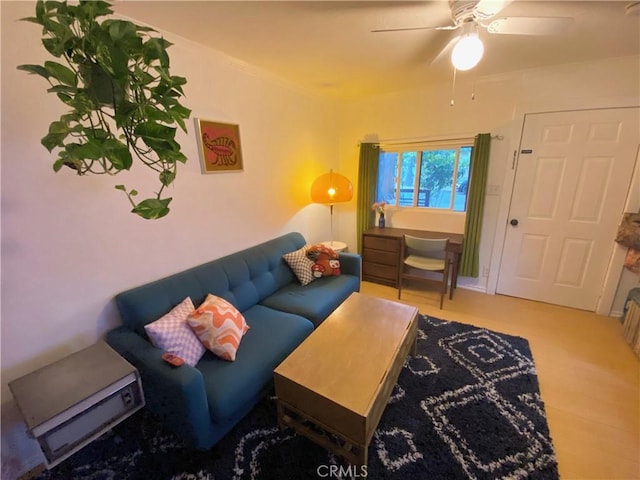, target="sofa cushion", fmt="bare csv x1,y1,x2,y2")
196,305,313,423
283,245,315,286
115,232,307,335
260,274,360,327
143,297,206,367
188,294,249,362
